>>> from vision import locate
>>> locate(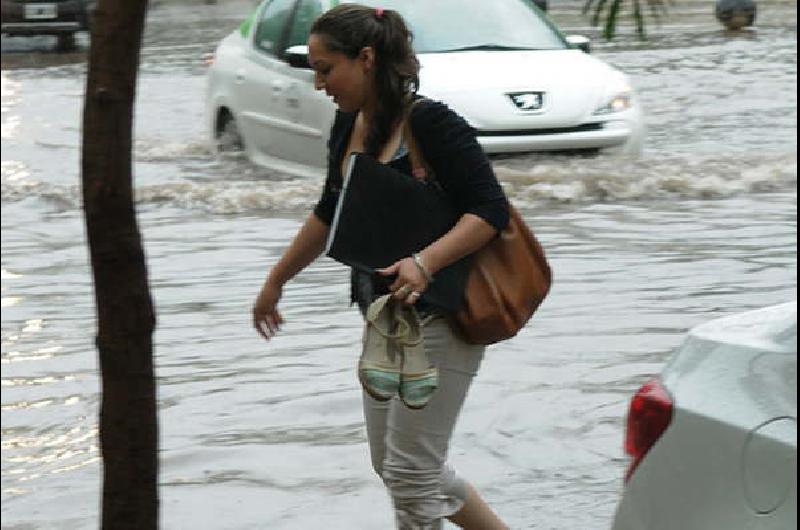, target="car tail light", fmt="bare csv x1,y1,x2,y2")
623,377,673,482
